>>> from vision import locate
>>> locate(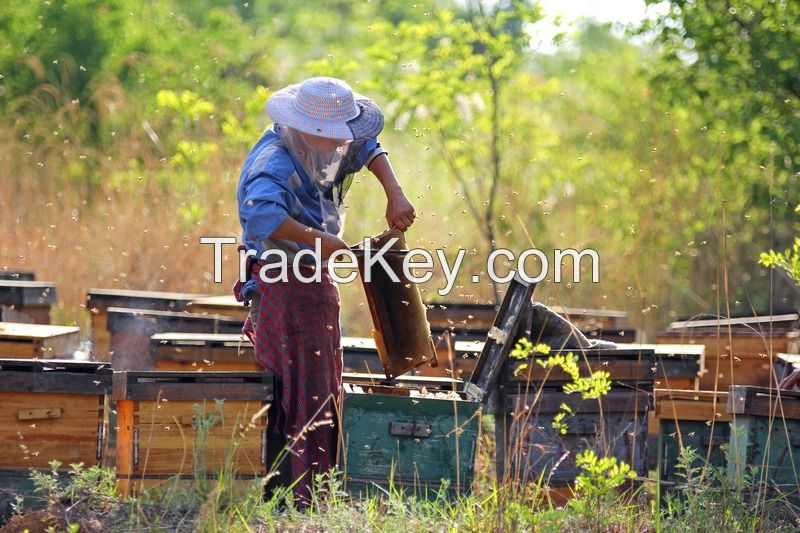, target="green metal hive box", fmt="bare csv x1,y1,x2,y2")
341,384,480,497
727,386,800,490
339,275,536,499
654,390,731,486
